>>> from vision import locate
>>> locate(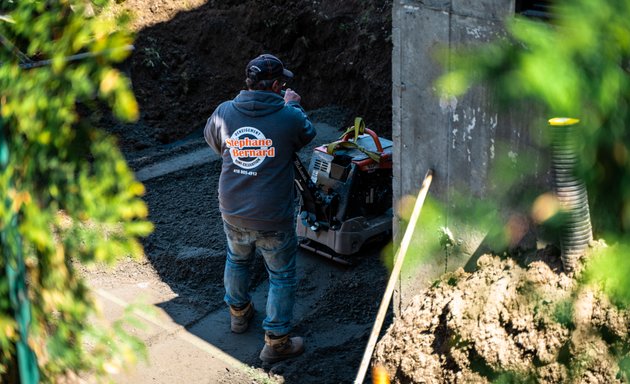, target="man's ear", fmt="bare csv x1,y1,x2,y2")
271,80,282,93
